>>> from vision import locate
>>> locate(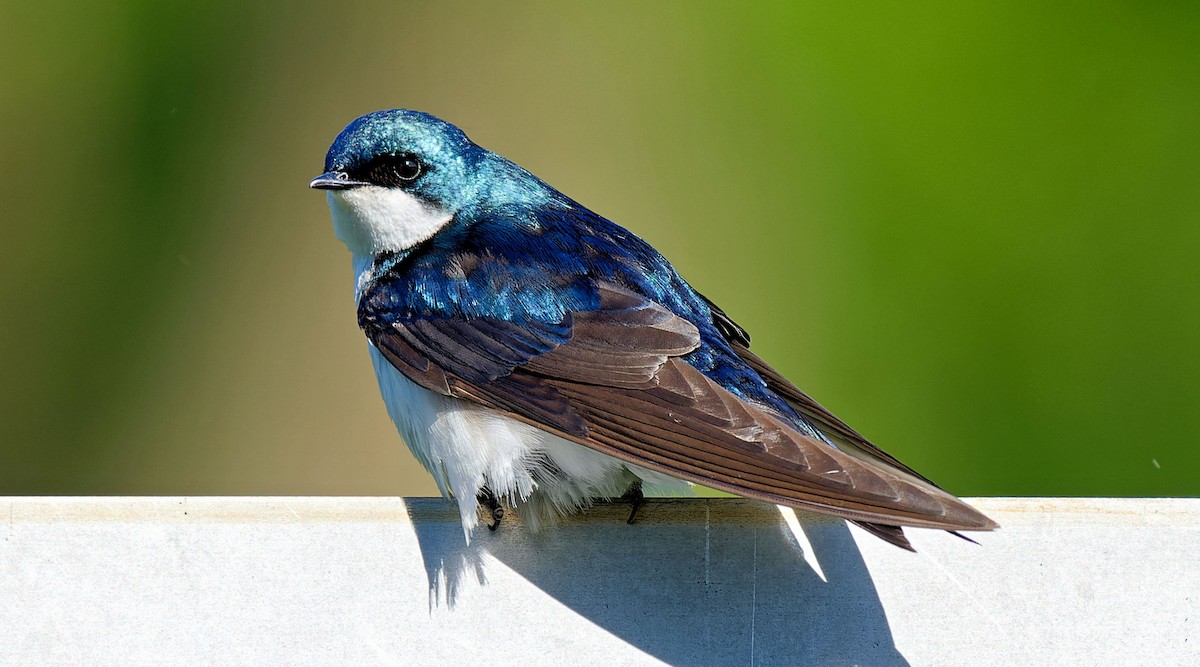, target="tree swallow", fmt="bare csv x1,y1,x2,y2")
311,109,997,550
